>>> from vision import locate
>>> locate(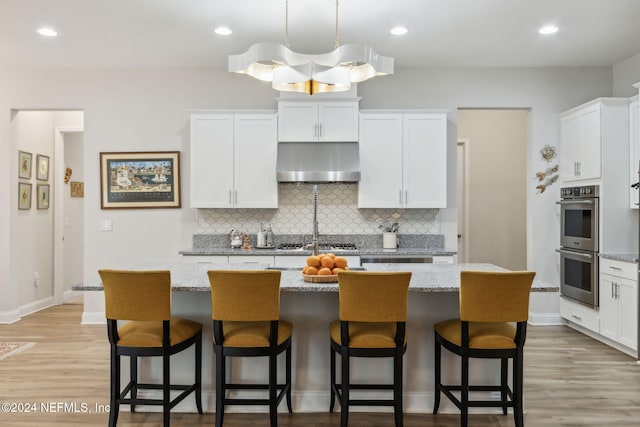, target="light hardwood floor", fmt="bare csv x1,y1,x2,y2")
2,302,640,426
